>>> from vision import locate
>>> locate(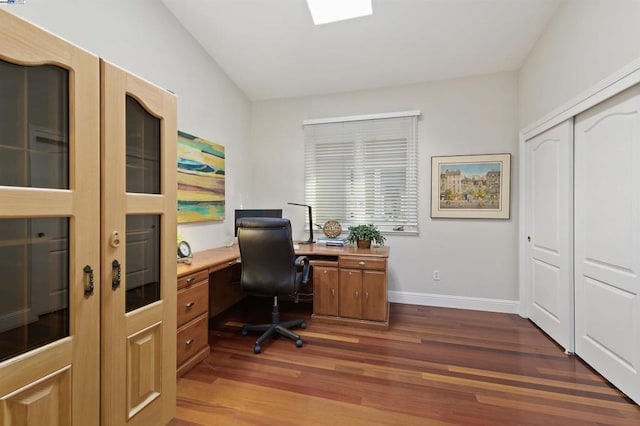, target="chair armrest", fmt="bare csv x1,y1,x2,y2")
295,255,310,284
